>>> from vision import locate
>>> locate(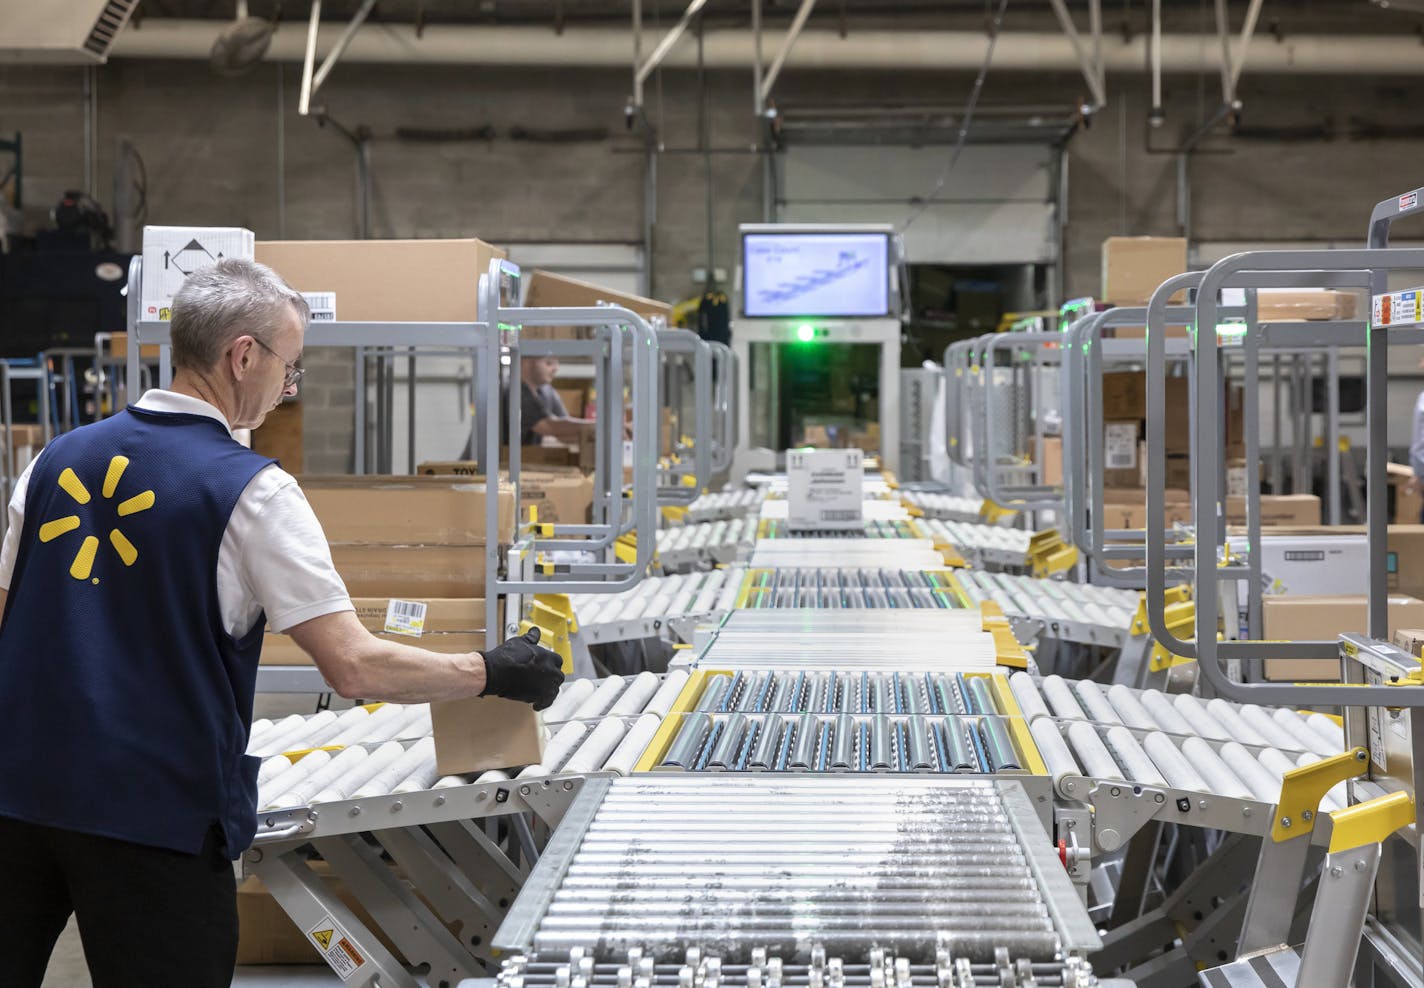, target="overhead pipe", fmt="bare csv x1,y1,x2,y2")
110,22,1424,75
